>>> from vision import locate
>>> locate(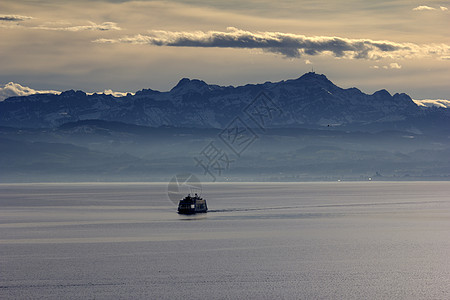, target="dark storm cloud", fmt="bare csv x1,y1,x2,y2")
95,27,449,60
